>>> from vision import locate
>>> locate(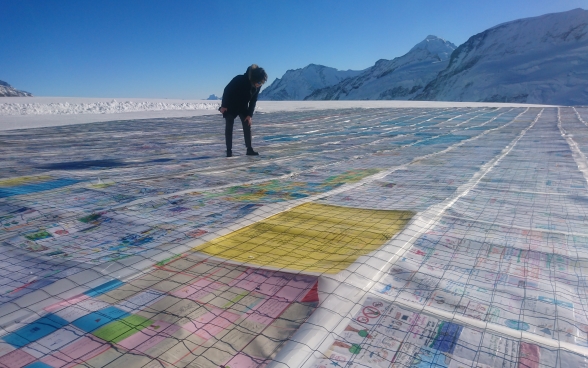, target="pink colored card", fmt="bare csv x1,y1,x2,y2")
0,349,36,368
181,308,240,340
256,276,291,296
172,285,200,298
285,275,316,290
132,335,166,354
187,282,223,302
229,270,269,291
44,295,90,313
117,324,161,350
181,308,218,334
230,269,292,296
195,311,240,340
172,280,222,301
133,324,180,355
40,354,69,368
223,353,267,368
0,343,15,360
151,322,181,337
118,321,180,351
274,285,305,302
192,278,217,288
143,359,174,368
42,336,108,367
519,342,540,368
